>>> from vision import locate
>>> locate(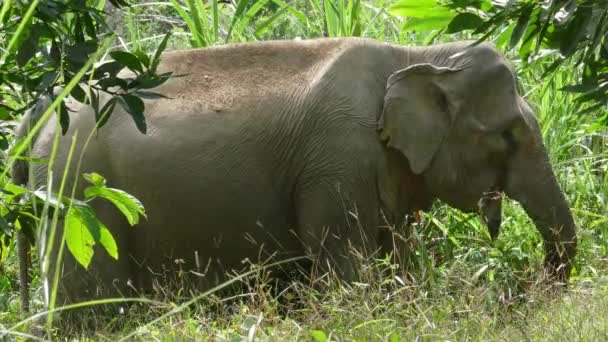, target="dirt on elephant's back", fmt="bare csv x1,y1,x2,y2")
152,38,367,111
